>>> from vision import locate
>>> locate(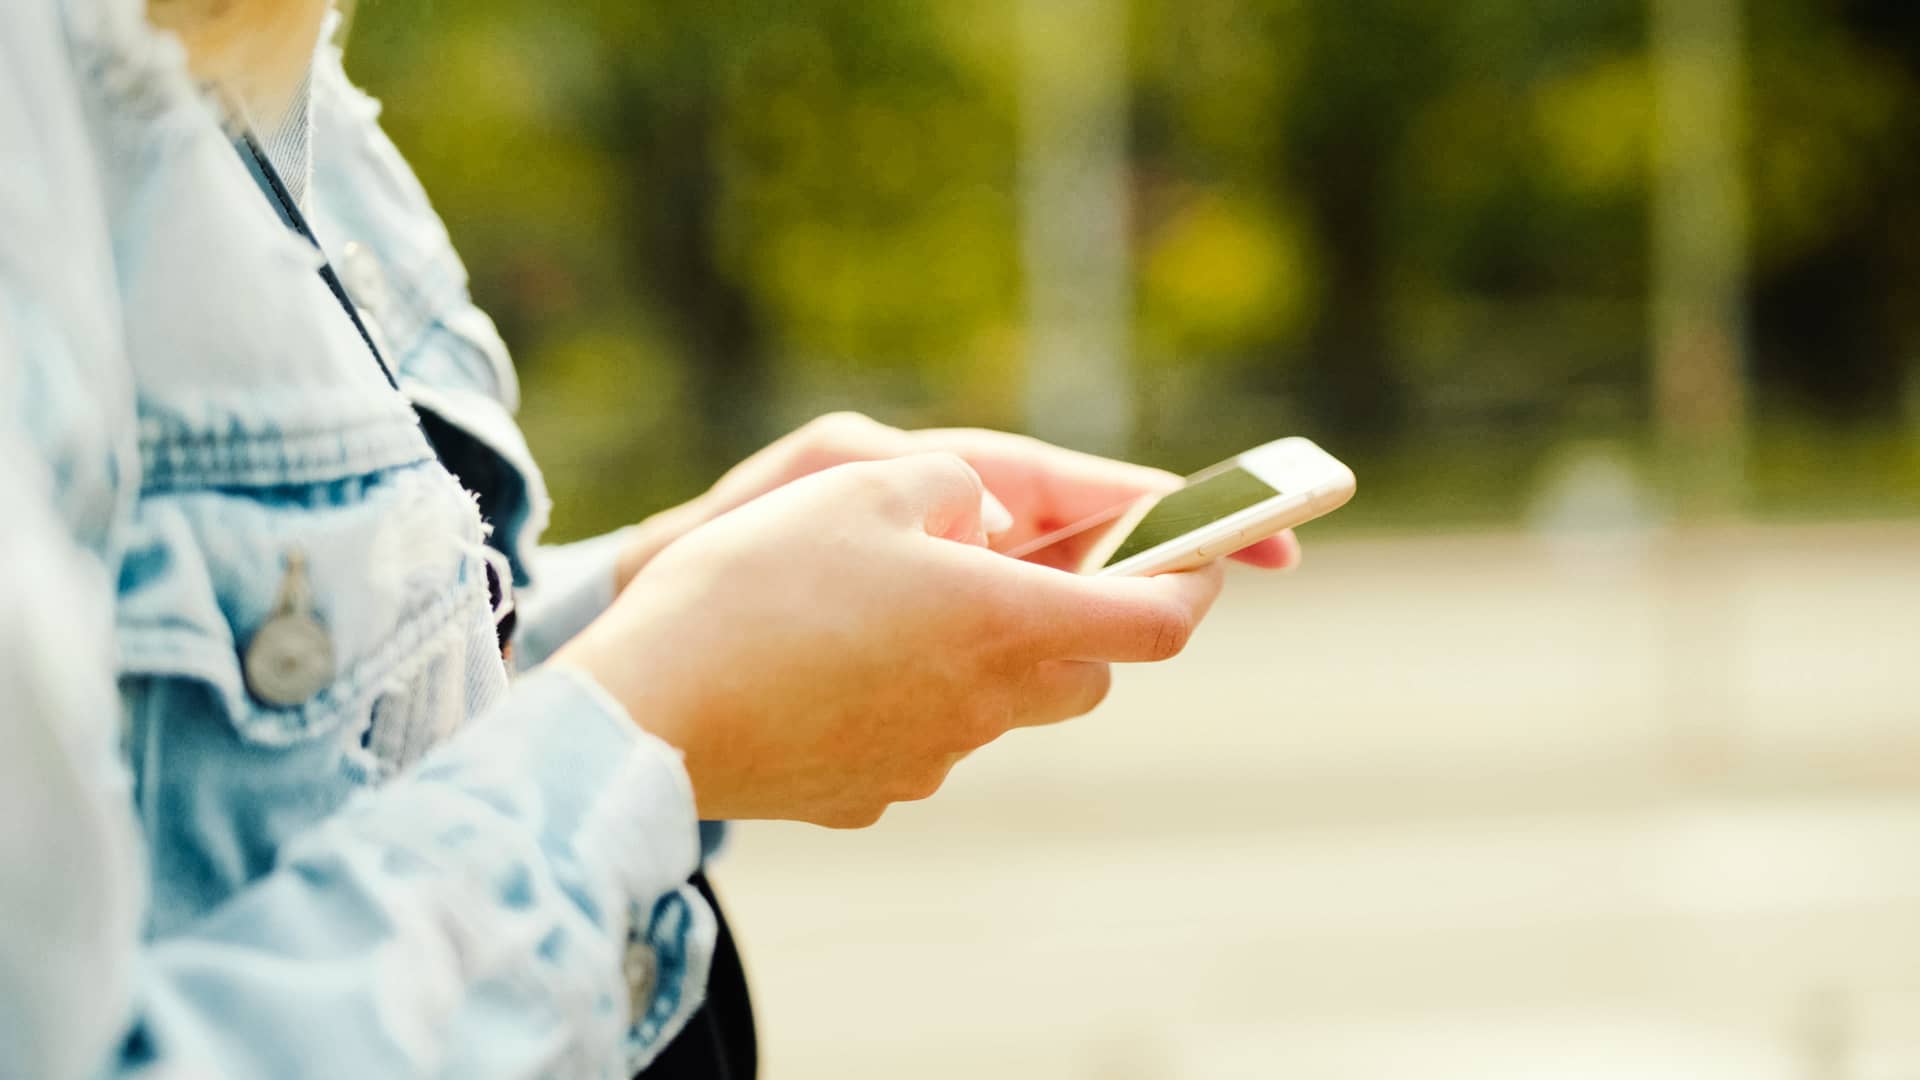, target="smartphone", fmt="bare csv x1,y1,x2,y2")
1011,437,1356,576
